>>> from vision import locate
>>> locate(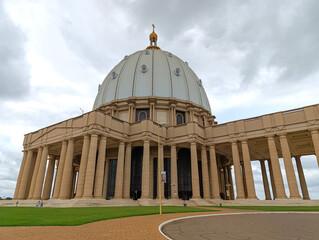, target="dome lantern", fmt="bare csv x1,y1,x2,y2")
147,24,160,50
